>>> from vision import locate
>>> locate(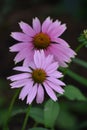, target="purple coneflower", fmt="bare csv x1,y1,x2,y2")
7,50,65,104
10,17,76,67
